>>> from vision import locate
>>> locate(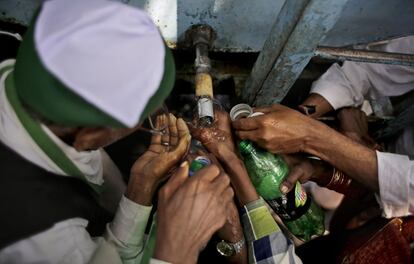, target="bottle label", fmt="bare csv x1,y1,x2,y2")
266,182,311,222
